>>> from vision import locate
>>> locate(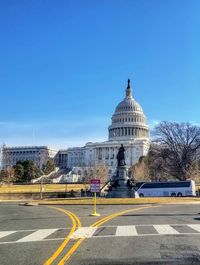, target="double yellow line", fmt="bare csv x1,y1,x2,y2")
44,206,82,265
91,205,158,227
45,205,160,264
